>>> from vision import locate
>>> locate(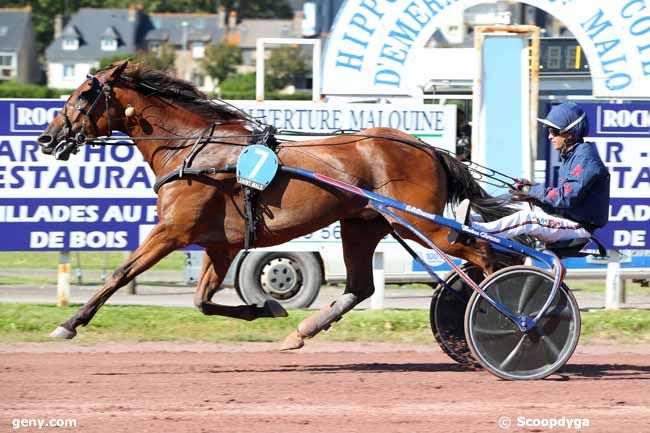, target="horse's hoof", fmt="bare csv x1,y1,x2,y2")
263,300,288,318
279,331,304,351
49,326,76,340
